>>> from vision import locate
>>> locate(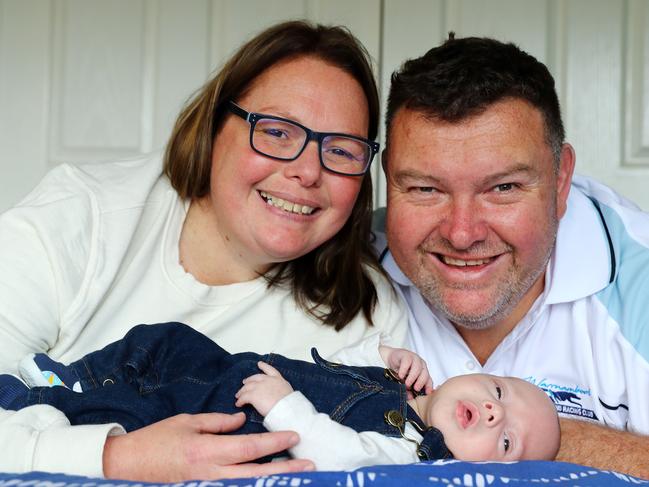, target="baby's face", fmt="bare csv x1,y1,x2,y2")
424,374,559,461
